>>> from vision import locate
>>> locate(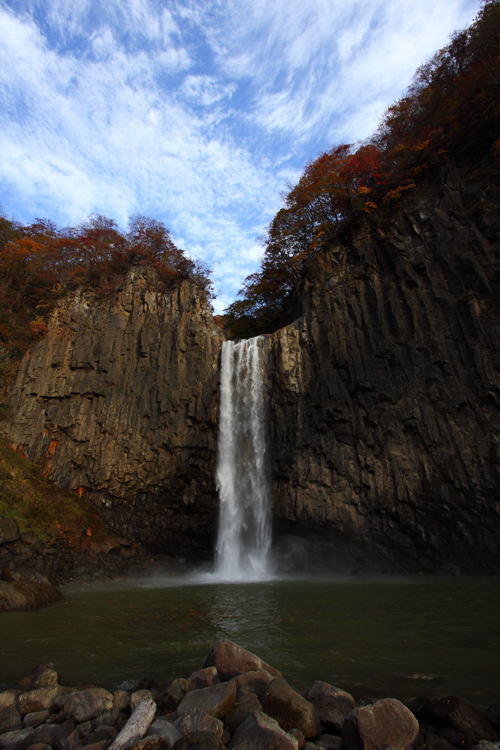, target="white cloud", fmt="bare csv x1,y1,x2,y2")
0,0,482,310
